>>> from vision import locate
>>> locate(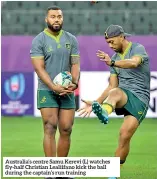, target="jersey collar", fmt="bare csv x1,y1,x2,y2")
118,42,132,60
44,28,63,43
